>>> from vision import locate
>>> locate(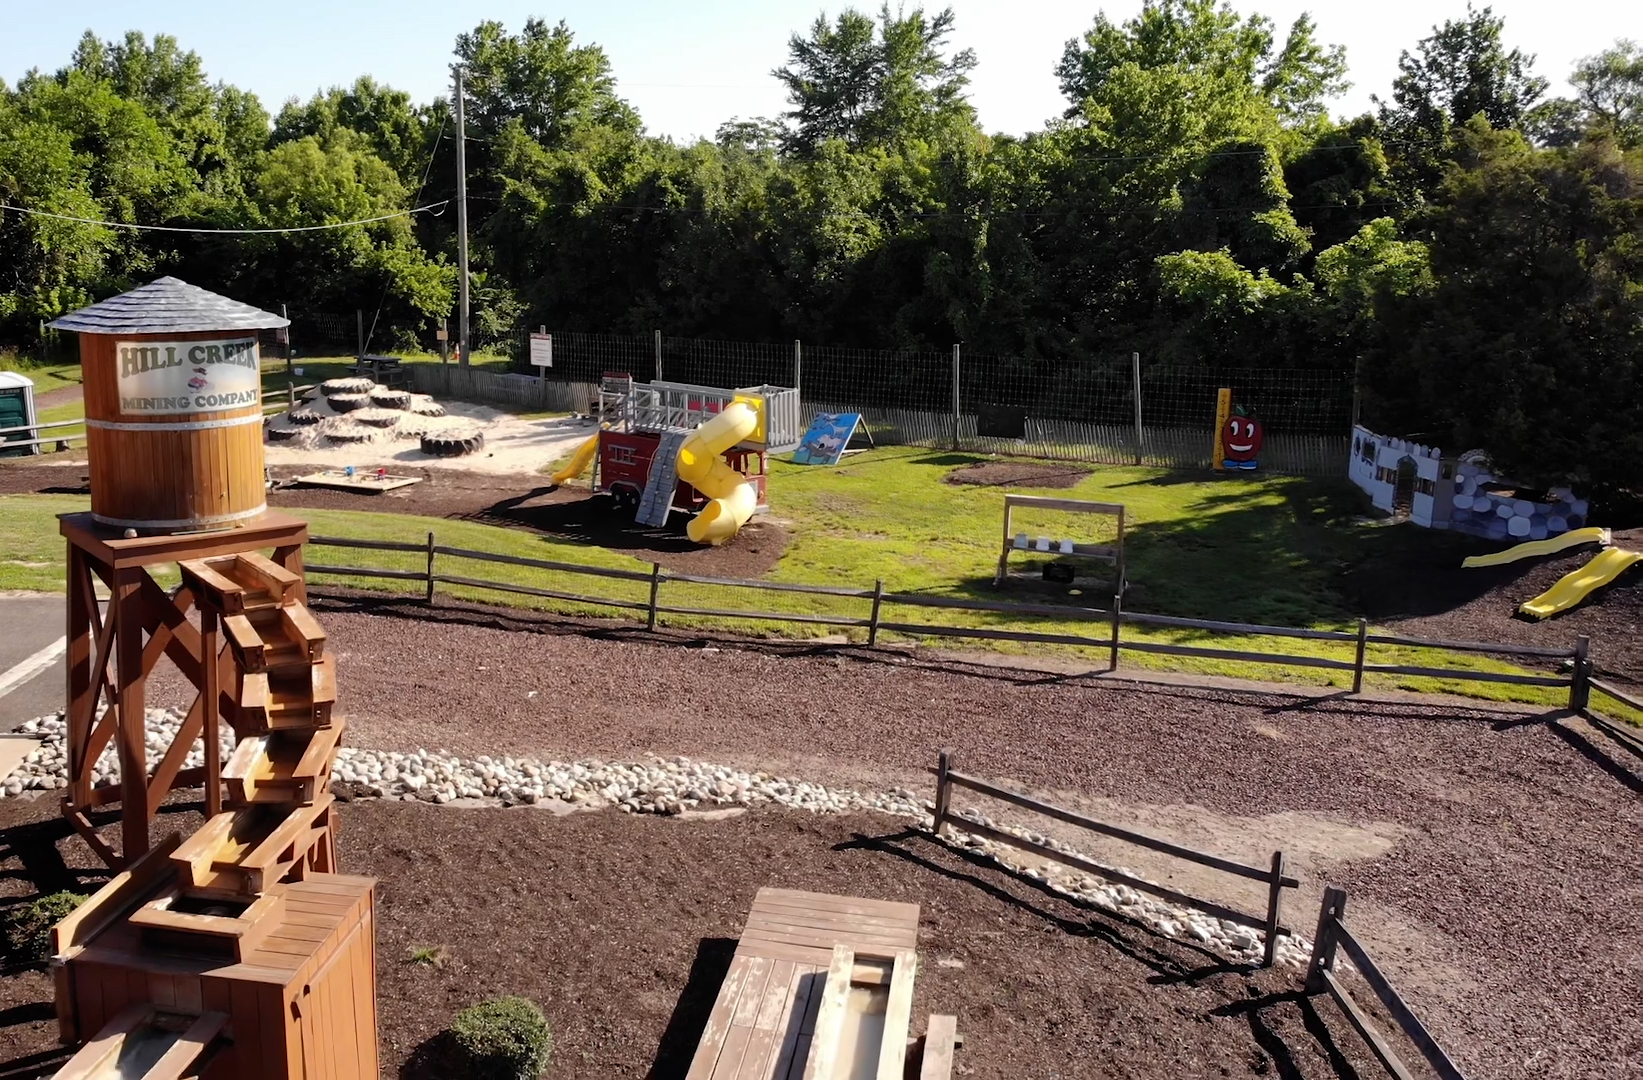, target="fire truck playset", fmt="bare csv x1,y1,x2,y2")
553,374,802,545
